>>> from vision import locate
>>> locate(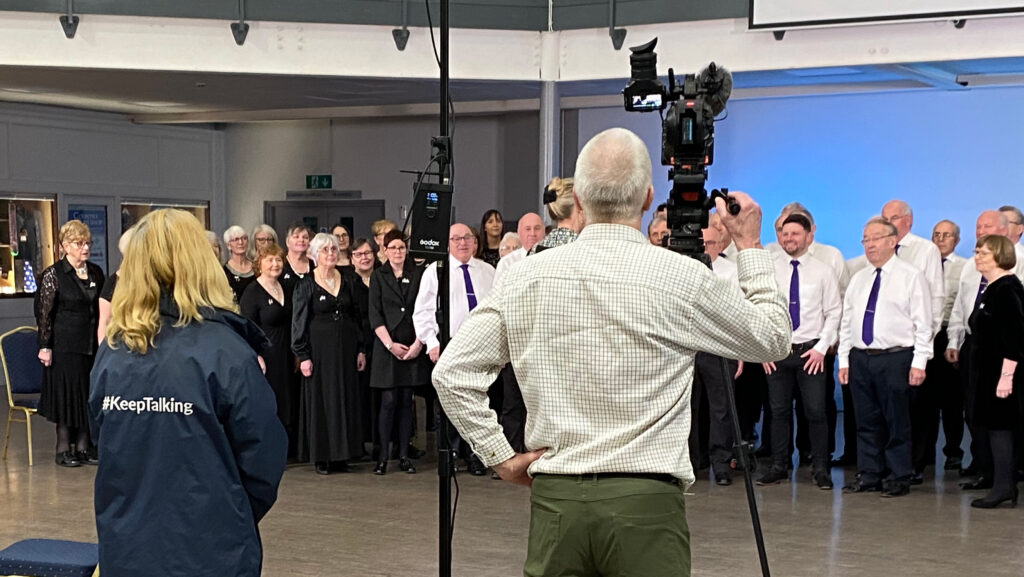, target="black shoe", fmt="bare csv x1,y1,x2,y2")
330,461,351,473
407,444,427,459
944,456,963,471
55,451,81,468
960,476,994,491
909,472,924,486
468,456,487,476
842,479,883,493
830,455,856,468
76,448,99,466
815,472,834,490
881,482,910,498
971,488,1018,509
756,468,788,485
715,474,733,486
373,460,387,475
315,461,330,475
399,458,417,474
